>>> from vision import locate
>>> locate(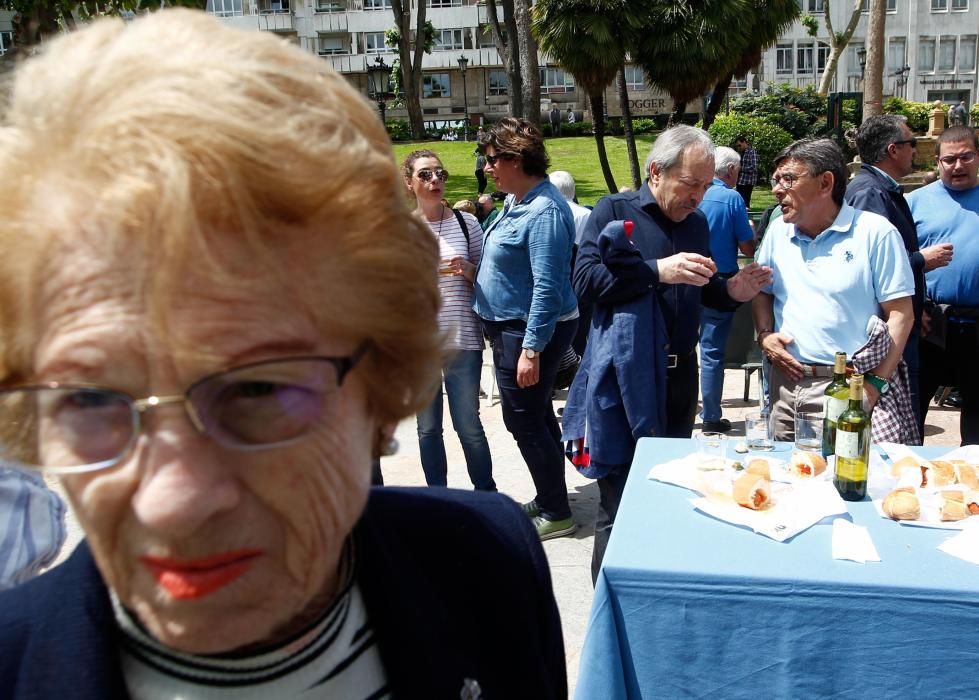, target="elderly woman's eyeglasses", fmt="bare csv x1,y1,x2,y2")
0,347,367,474
416,168,449,182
